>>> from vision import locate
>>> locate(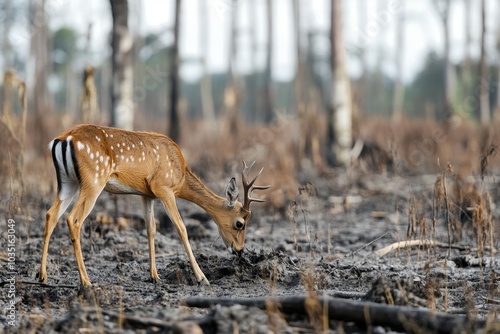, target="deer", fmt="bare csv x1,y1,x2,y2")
37,124,270,286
